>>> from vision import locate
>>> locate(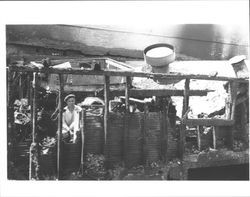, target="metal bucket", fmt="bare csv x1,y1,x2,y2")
143,43,181,85
229,55,248,78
